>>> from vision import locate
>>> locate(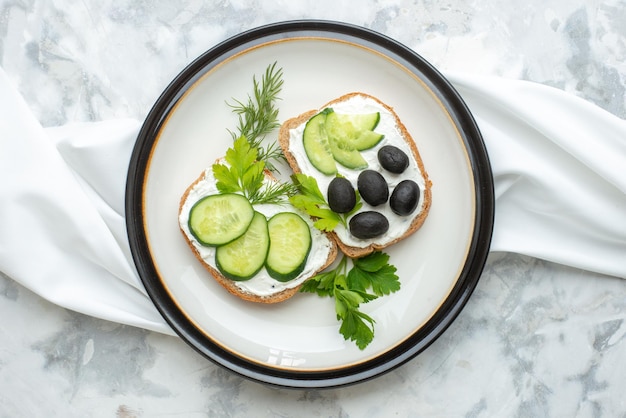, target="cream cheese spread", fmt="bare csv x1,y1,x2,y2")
179,169,335,298
288,95,426,248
